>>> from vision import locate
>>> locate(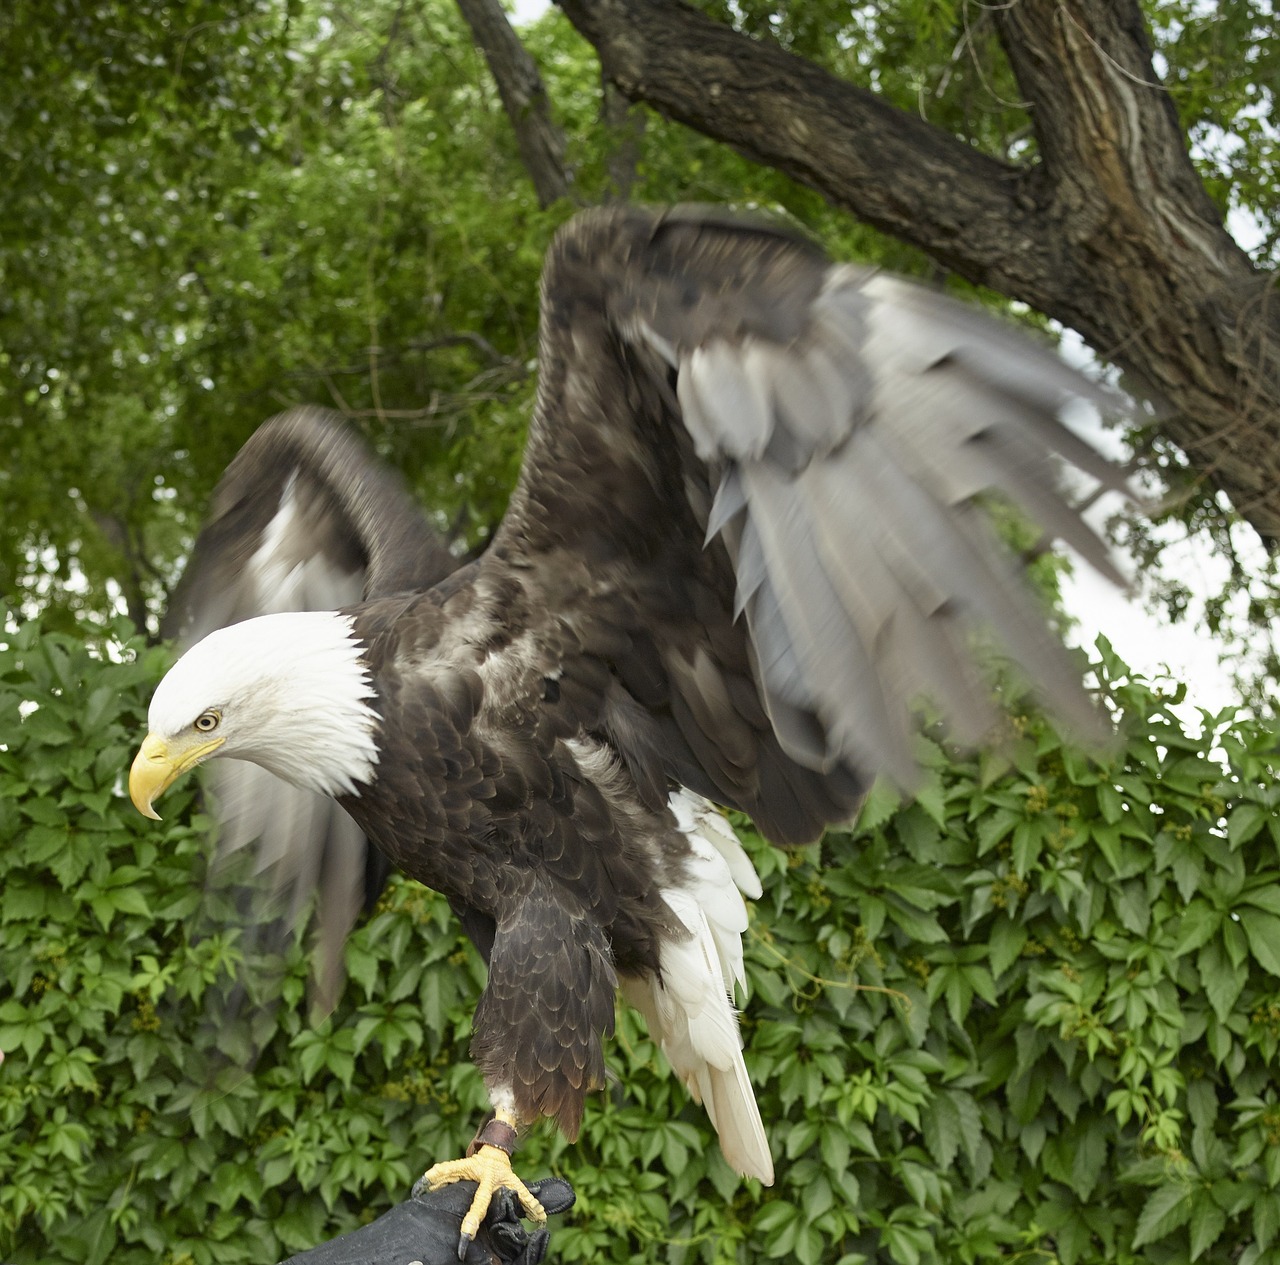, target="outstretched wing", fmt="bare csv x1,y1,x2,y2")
167,406,457,642
483,205,1130,842
168,407,460,997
